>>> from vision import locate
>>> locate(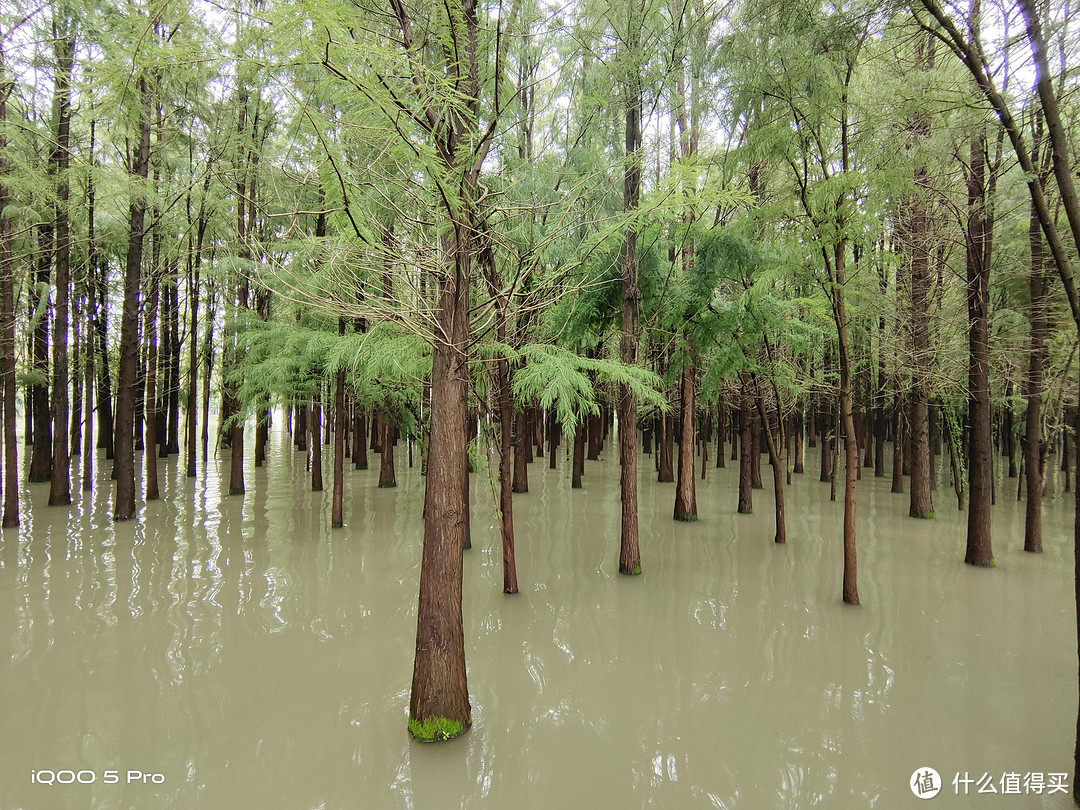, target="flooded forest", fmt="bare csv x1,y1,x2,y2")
1,0,1080,805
